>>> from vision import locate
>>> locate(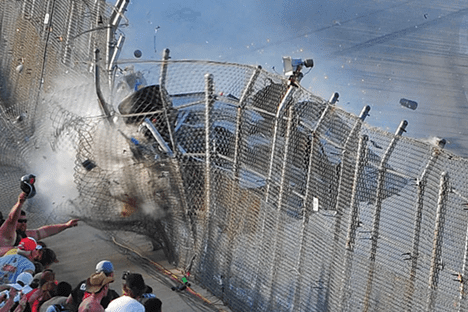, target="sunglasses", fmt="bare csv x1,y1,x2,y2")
18,219,28,224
